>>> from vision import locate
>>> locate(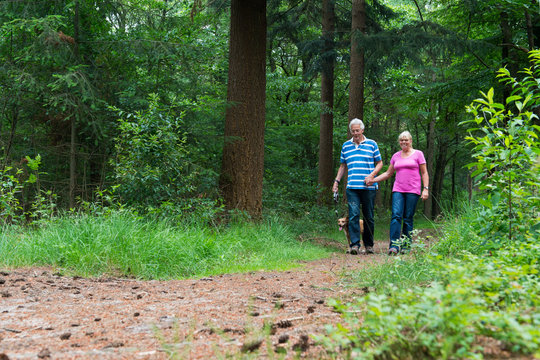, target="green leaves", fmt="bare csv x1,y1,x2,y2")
318,239,540,359
461,51,540,244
